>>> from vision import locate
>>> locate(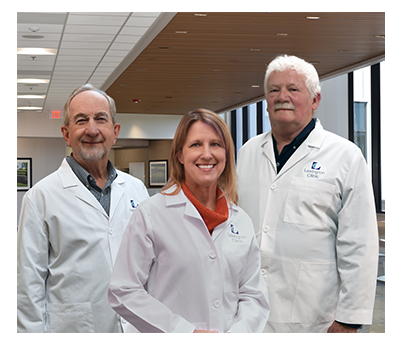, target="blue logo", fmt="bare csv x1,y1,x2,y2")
311,161,321,170
230,224,239,235
130,200,138,209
